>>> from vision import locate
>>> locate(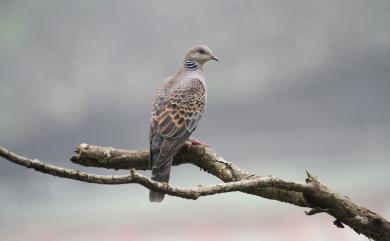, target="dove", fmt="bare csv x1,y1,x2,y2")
149,45,219,202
